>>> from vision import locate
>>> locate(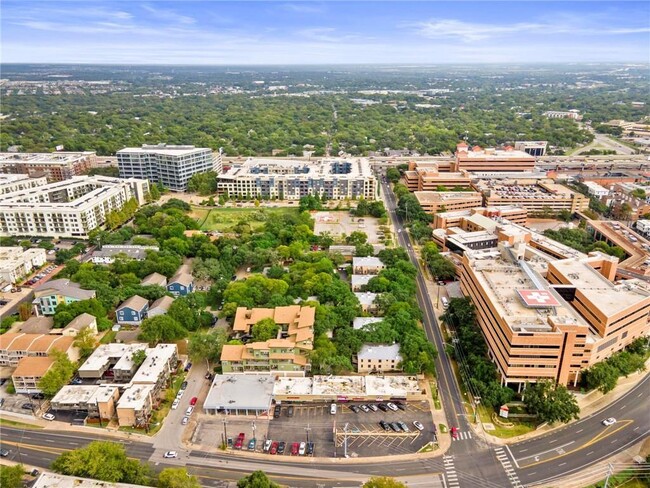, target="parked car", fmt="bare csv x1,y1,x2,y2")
71,378,83,385
248,438,256,450
306,442,314,455
30,469,40,477
291,442,299,455
190,397,198,406
163,451,177,458
171,399,180,410
349,405,360,413
180,381,188,389
176,390,184,400
21,403,34,410
398,421,410,432
389,422,402,432
263,439,273,452
368,404,379,412
379,420,391,431
273,405,281,418
413,421,424,431
270,441,279,455
184,362,192,372
377,403,389,412
277,441,286,455
359,404,370,413
395,401,407,411
185,406,194,416
299,442,306,455
42,413,55,421
234,433,245,450
330,403,337,415
386,402,399,411
286,406,294,417
181,417,189,425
